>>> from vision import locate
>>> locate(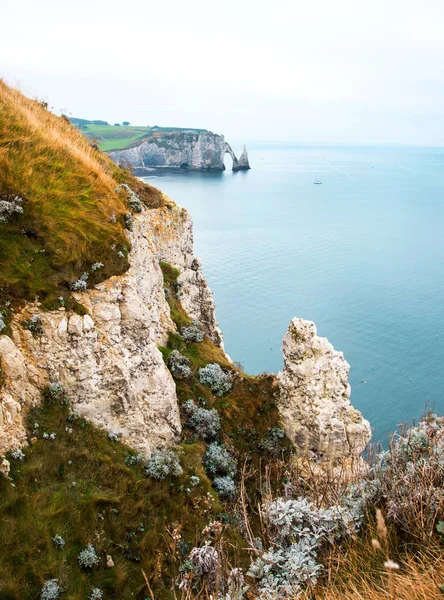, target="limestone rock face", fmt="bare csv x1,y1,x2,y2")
277,318,371,461
144,202,224,347
0,199,223,457
109,131,249,172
